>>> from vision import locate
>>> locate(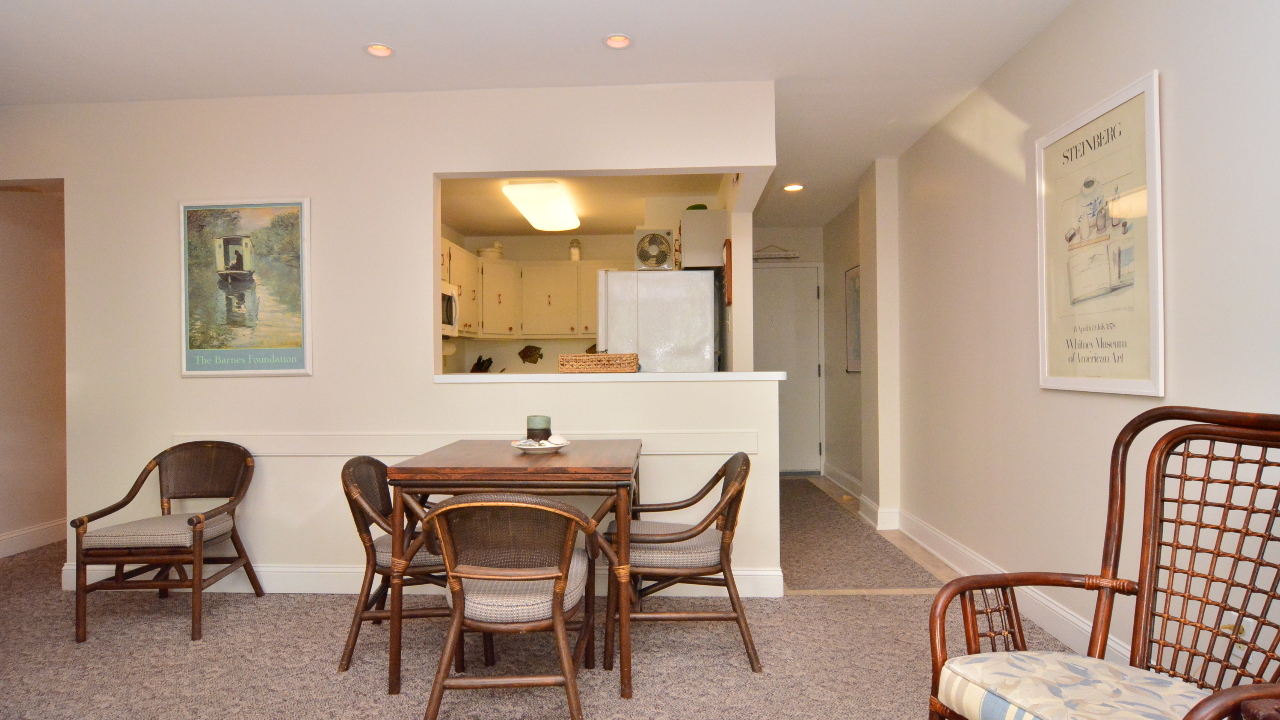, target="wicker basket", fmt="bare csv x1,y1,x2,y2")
558,353,639,373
